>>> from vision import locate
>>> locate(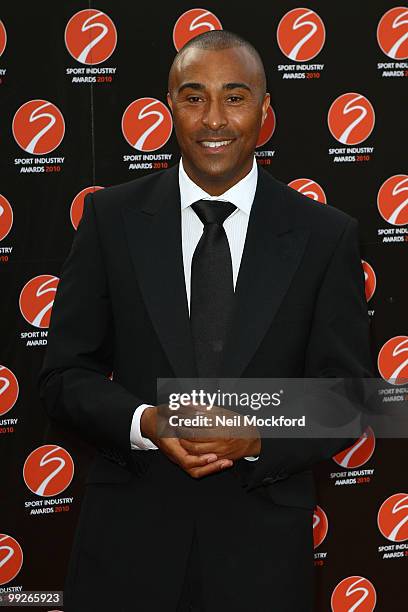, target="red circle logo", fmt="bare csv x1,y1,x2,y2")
70,186,104,230
0,194,13,241
331,576,376,611
377,335,408,386
0,366,19,417
65,9,117,65
0,20,7,57
288,178,326,204
0,534,23,585
277,8,325,62
327,93,375,146
313,505,328,549
122,98,173,152
19,274,59,328
12,100,65,155
377,174,408,226
378,493,408,542
377,6,408,60
23,445,74,497
173,8,222,51
333,426,376,468
256,106,276,148
362,260,376,302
